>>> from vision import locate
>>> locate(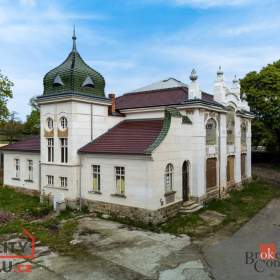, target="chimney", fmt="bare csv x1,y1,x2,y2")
188,69,201,99
108,93,116,114
213,66,226,104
